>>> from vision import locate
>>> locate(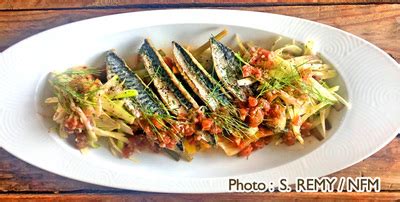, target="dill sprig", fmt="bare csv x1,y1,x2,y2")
256,56,336,109
213,112,250,139
134,96,180,142
49,69,100,107
207,76,232,107
203,103,251,140
235,52,250,64
142,115,180,142
144,64,161,88
206,64,253,140
257,70,299,98
256,58,313,98
298,81,334,105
